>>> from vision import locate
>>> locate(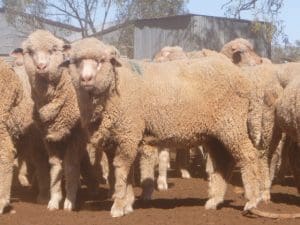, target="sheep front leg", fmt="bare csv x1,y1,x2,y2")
0,129,15,214
111,141,138,218
176,148,191,179
140,145,158,200
47,154,63,211
63,151,80,211
157,148,170,191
